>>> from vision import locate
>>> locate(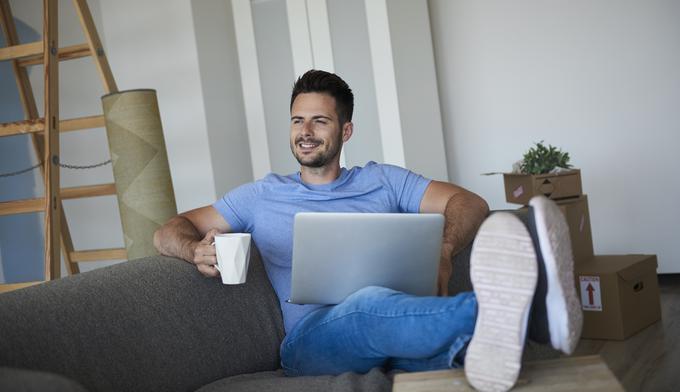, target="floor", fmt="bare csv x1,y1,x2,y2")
572,274,679,391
